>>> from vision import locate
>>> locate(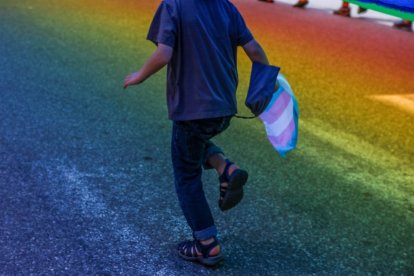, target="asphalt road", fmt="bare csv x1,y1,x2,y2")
1,0,413,274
